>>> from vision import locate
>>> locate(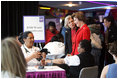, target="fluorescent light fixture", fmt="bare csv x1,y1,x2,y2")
40,7,51,10
106,7,111,9
87,1,115,6
104,9,111,17
79,5,117,11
